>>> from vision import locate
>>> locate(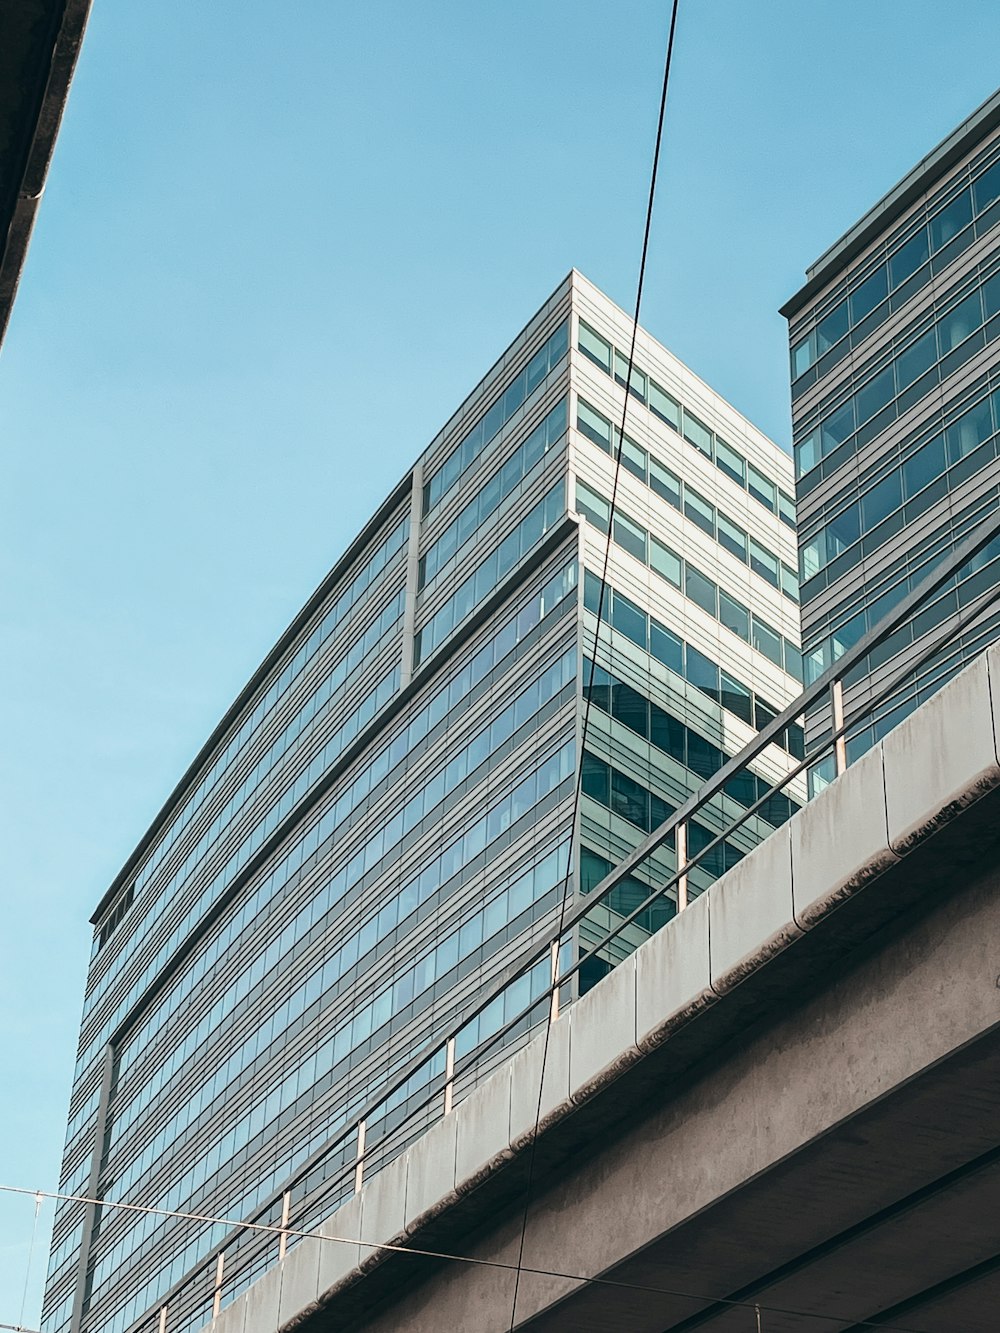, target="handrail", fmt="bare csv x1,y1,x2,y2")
128,504,1000,1332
